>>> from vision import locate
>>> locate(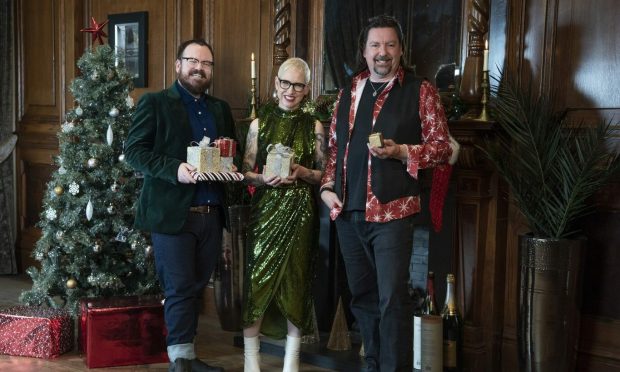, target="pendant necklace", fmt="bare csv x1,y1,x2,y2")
369,80,389,97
